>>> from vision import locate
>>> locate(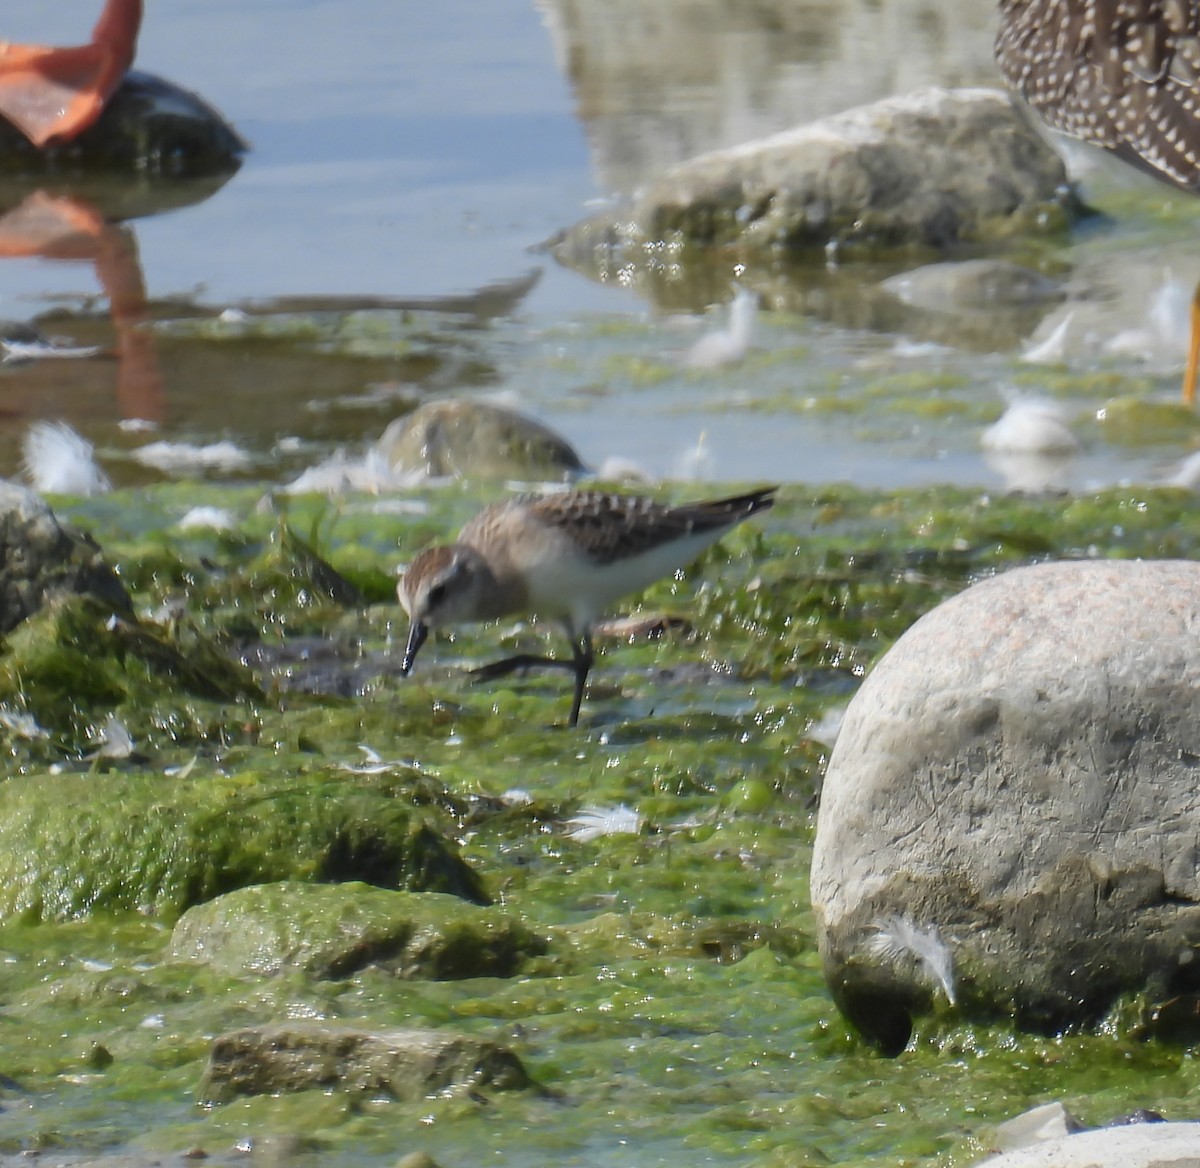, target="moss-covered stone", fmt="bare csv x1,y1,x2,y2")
0,593,258,728
0,482,130,635
0,773,487,923
167,881,545,979
199,1023,531,1104
378,400,587,482
550,88,1079,288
